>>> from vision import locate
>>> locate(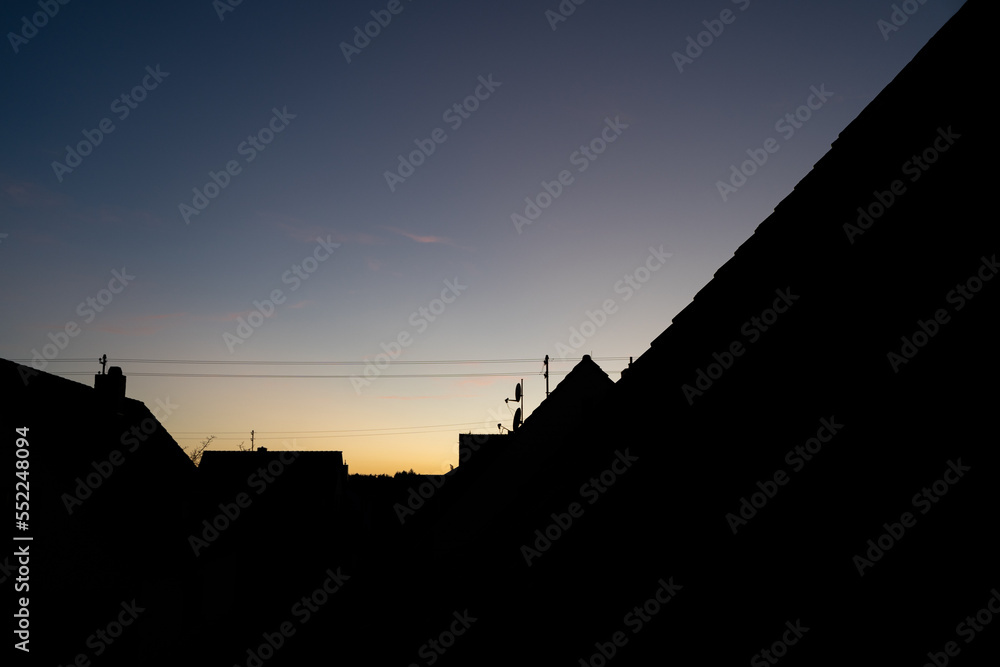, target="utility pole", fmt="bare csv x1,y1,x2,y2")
250,429,254,451
544,355,550,397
